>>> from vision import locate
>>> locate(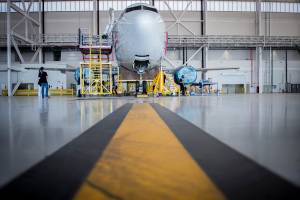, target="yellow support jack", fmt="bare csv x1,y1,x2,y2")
116,75,123,95
147,70,180,96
